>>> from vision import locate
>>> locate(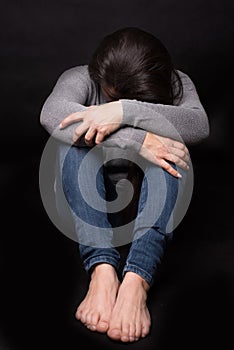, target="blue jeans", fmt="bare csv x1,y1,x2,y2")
56,144,179,287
